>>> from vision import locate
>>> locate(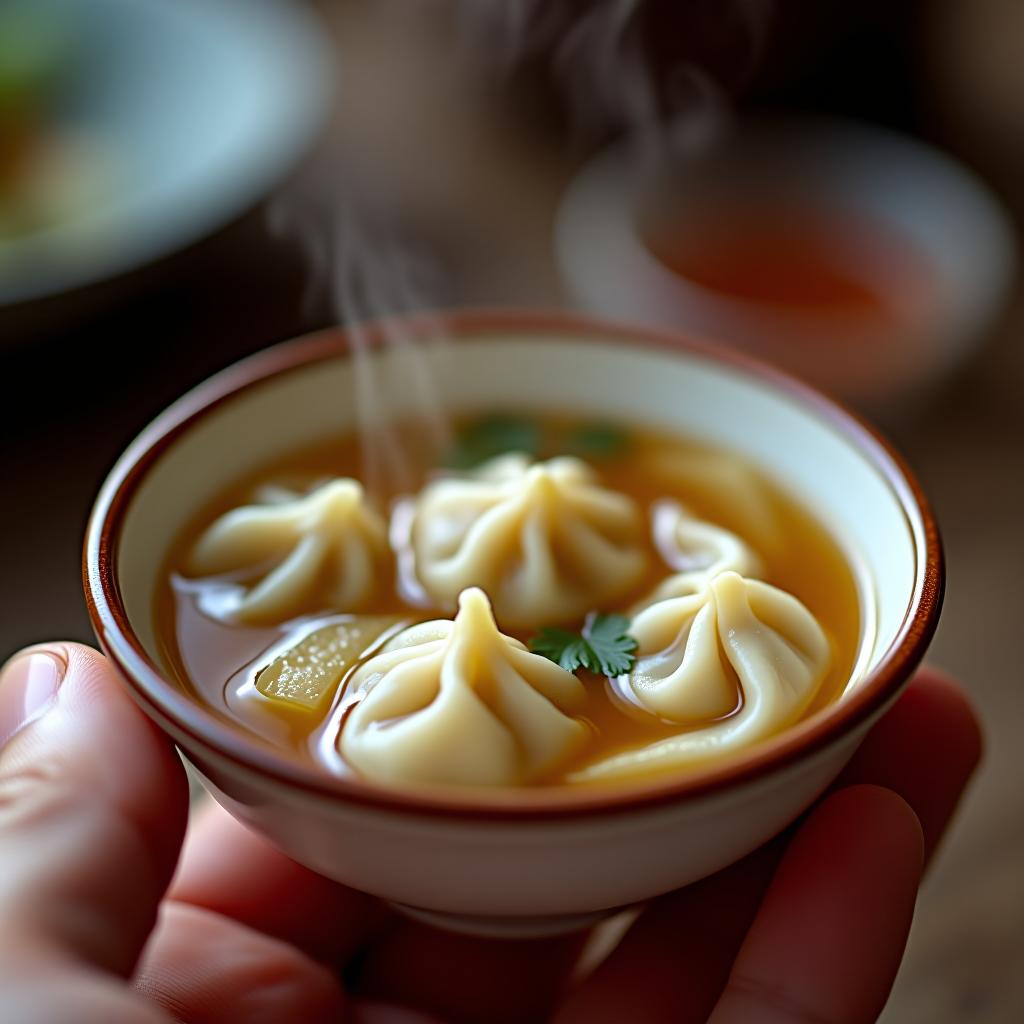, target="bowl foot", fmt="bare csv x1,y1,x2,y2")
389,901,620,939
